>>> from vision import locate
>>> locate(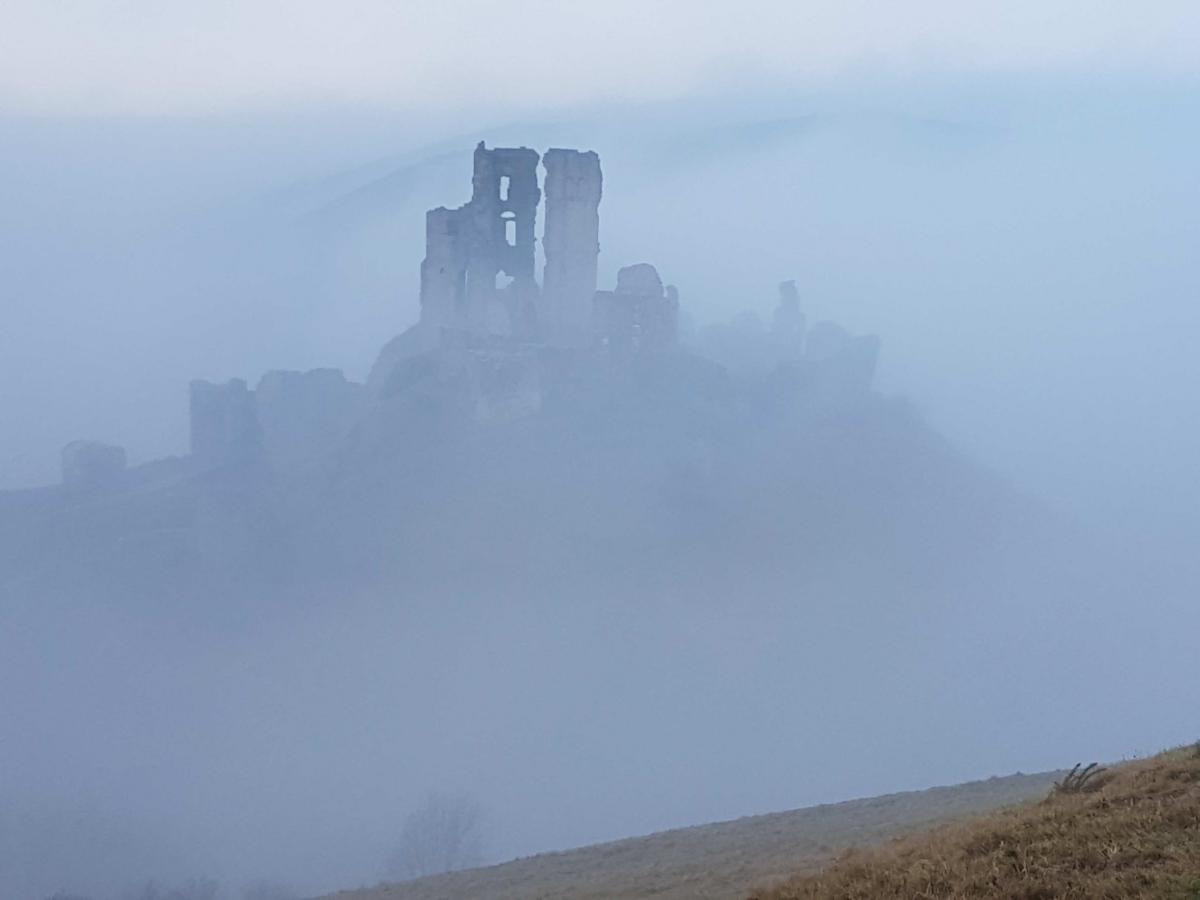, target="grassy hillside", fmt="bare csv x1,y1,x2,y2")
753,746,1200,899
321,771,1057,900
